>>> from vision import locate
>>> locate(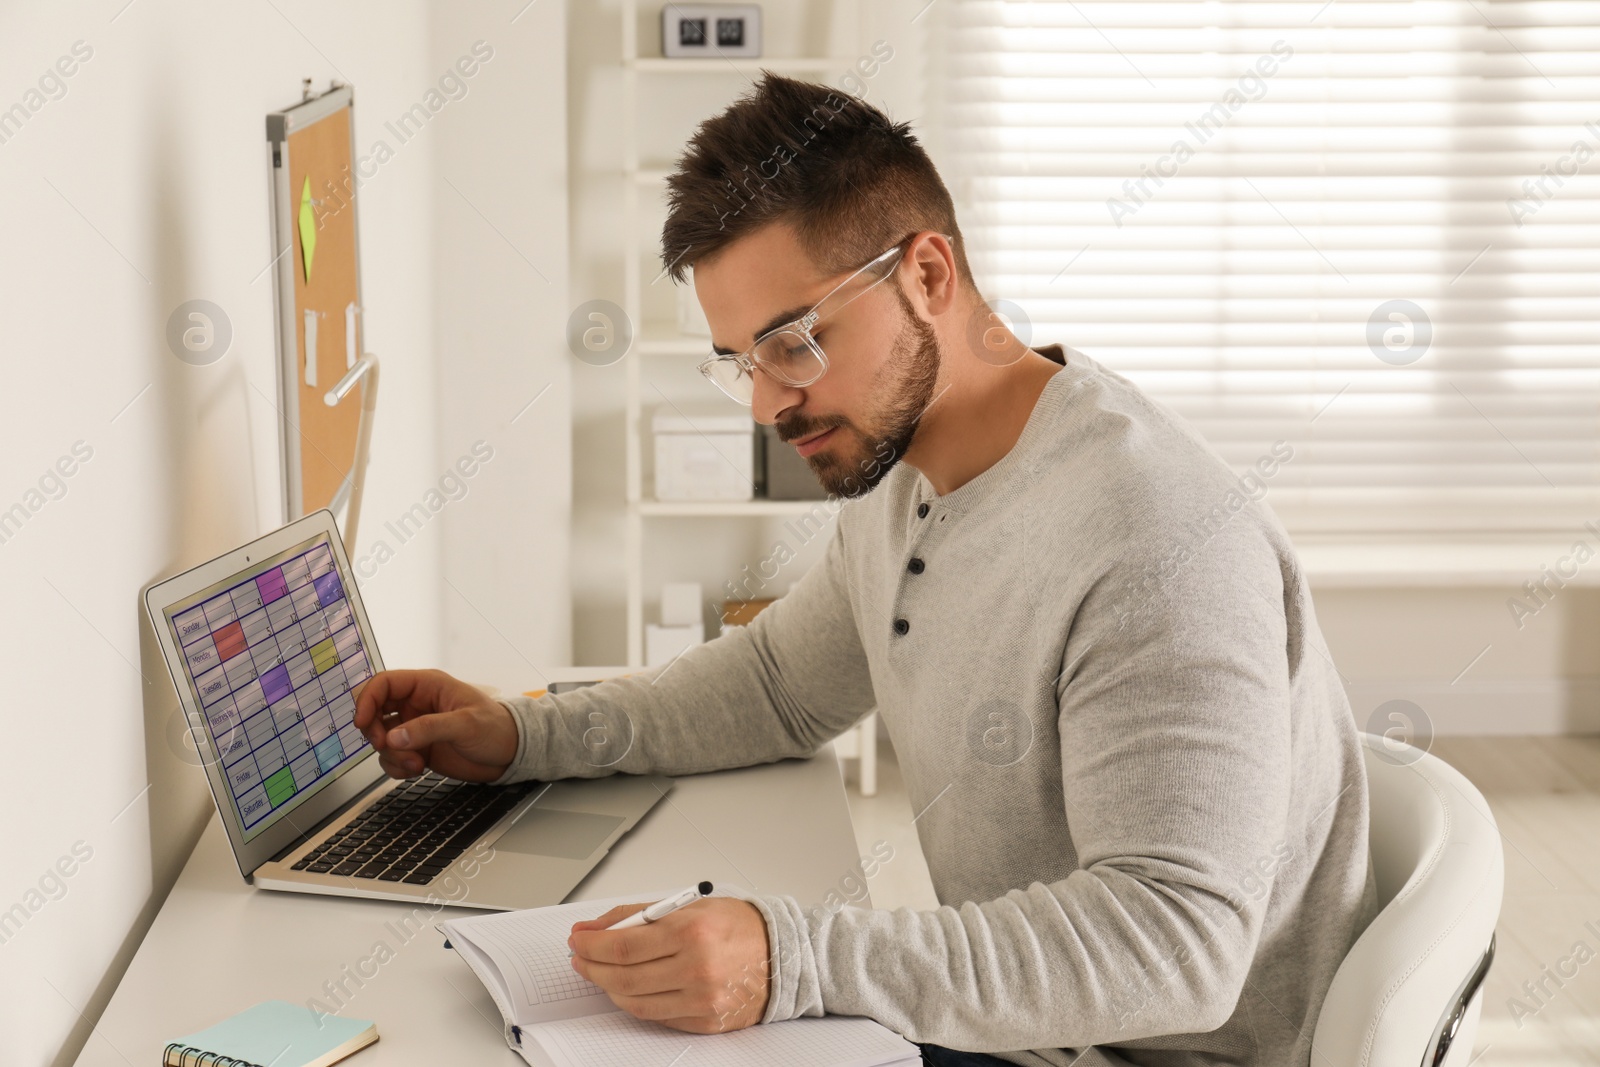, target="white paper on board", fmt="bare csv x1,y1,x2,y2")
345,302,358,369
304,308,318,388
